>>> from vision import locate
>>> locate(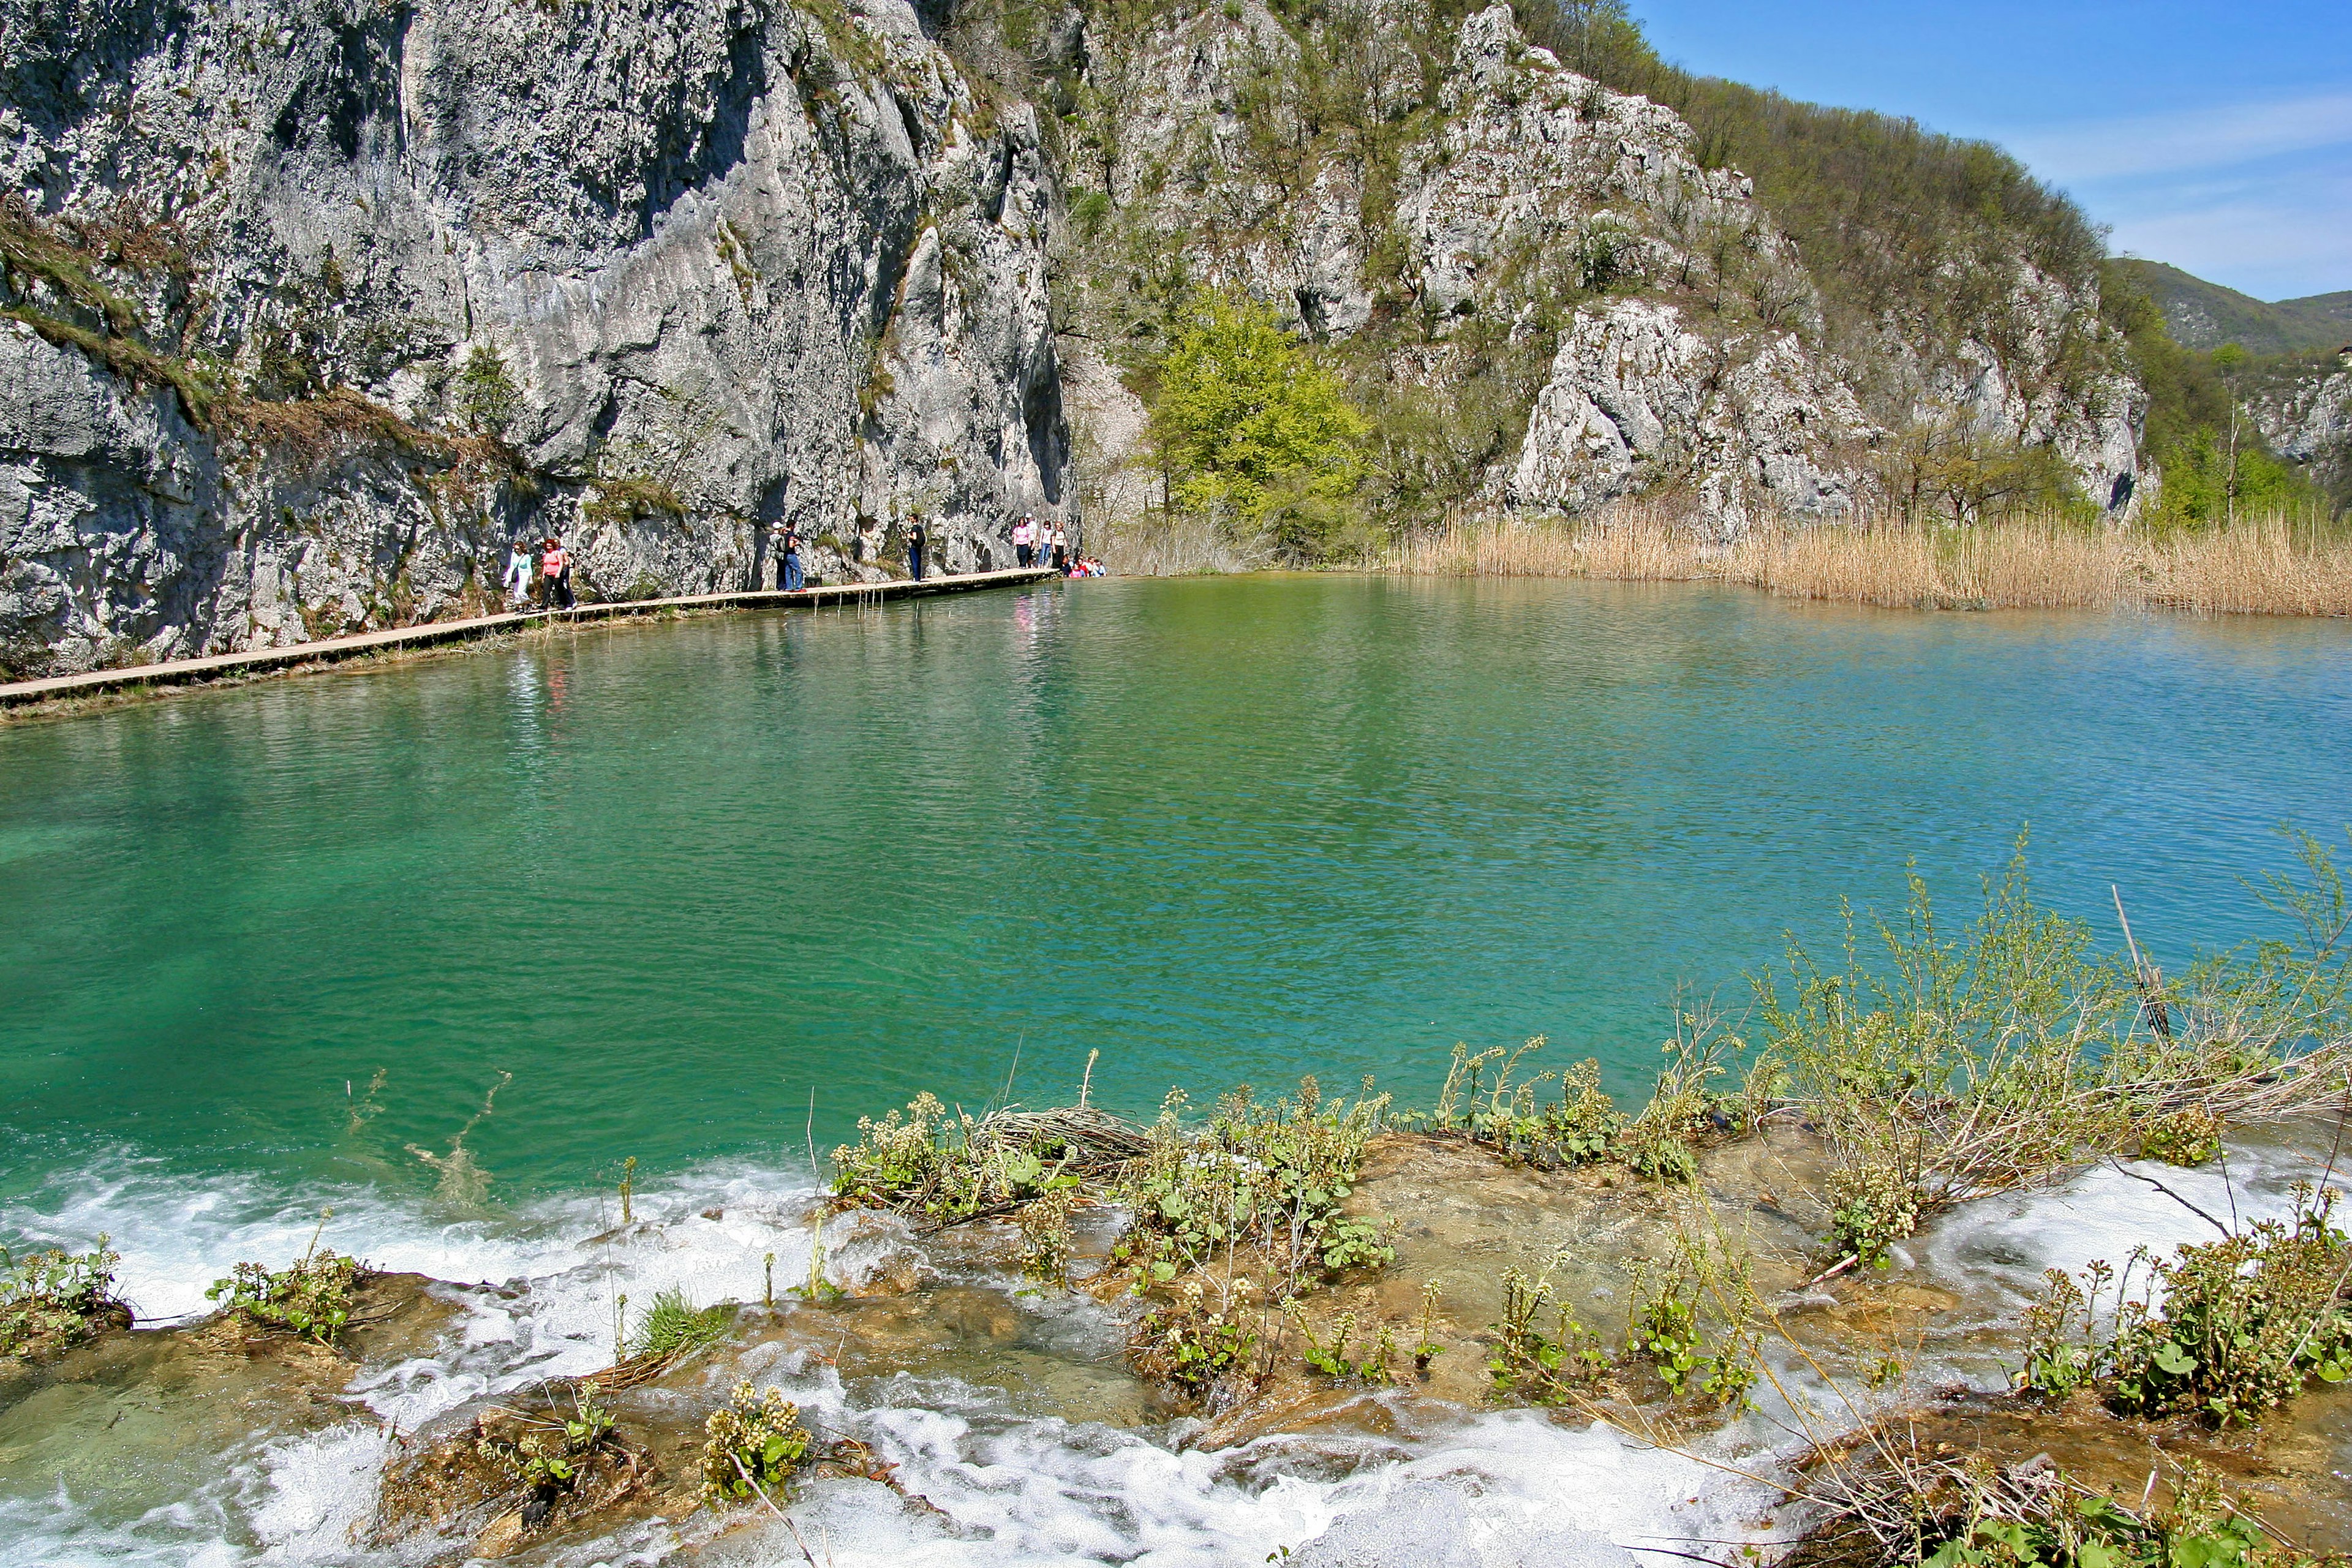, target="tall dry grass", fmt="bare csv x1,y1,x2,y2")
1387,505,2352,617
1092,512,1265,576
